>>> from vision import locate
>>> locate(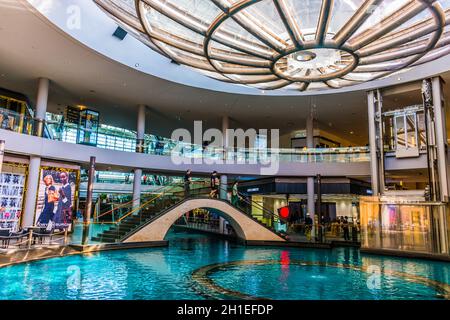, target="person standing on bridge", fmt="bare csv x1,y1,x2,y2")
231,180,242,208
209,171,219,198
305,213,313,242
184,169,192,198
